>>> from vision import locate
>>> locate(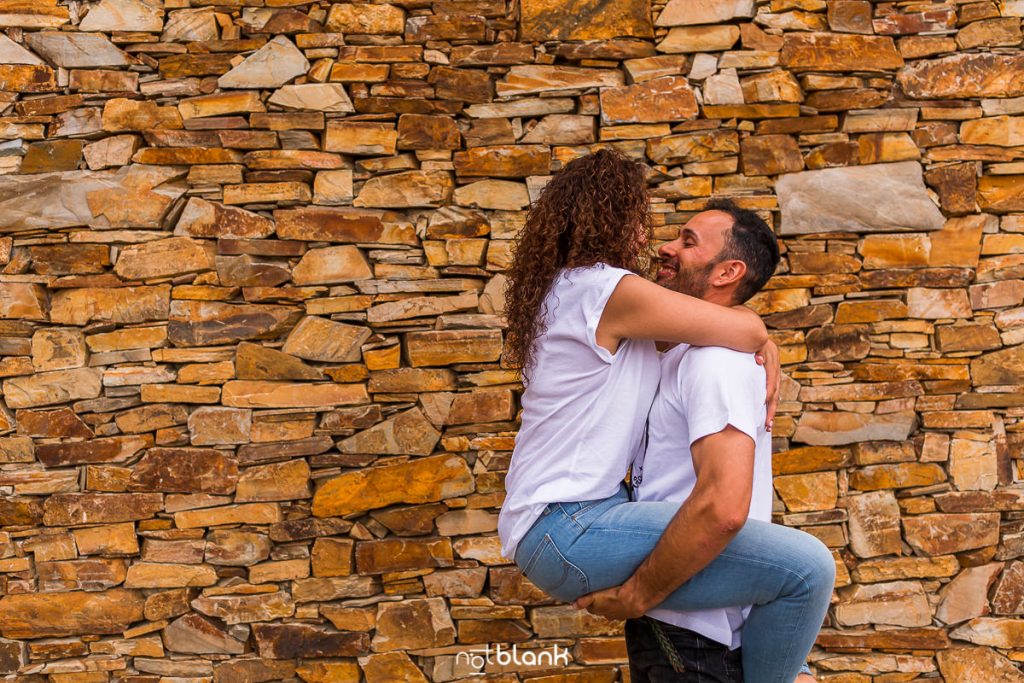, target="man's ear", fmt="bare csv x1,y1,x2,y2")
713,259,747,288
